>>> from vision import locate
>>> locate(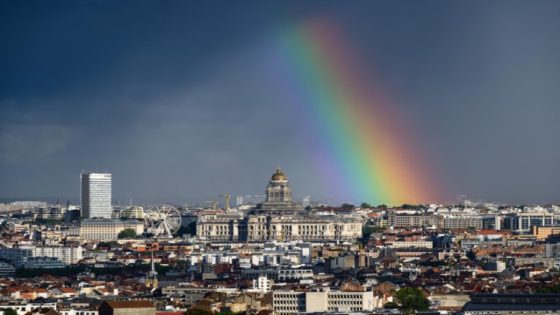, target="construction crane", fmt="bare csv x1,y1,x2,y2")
219,194,231,211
